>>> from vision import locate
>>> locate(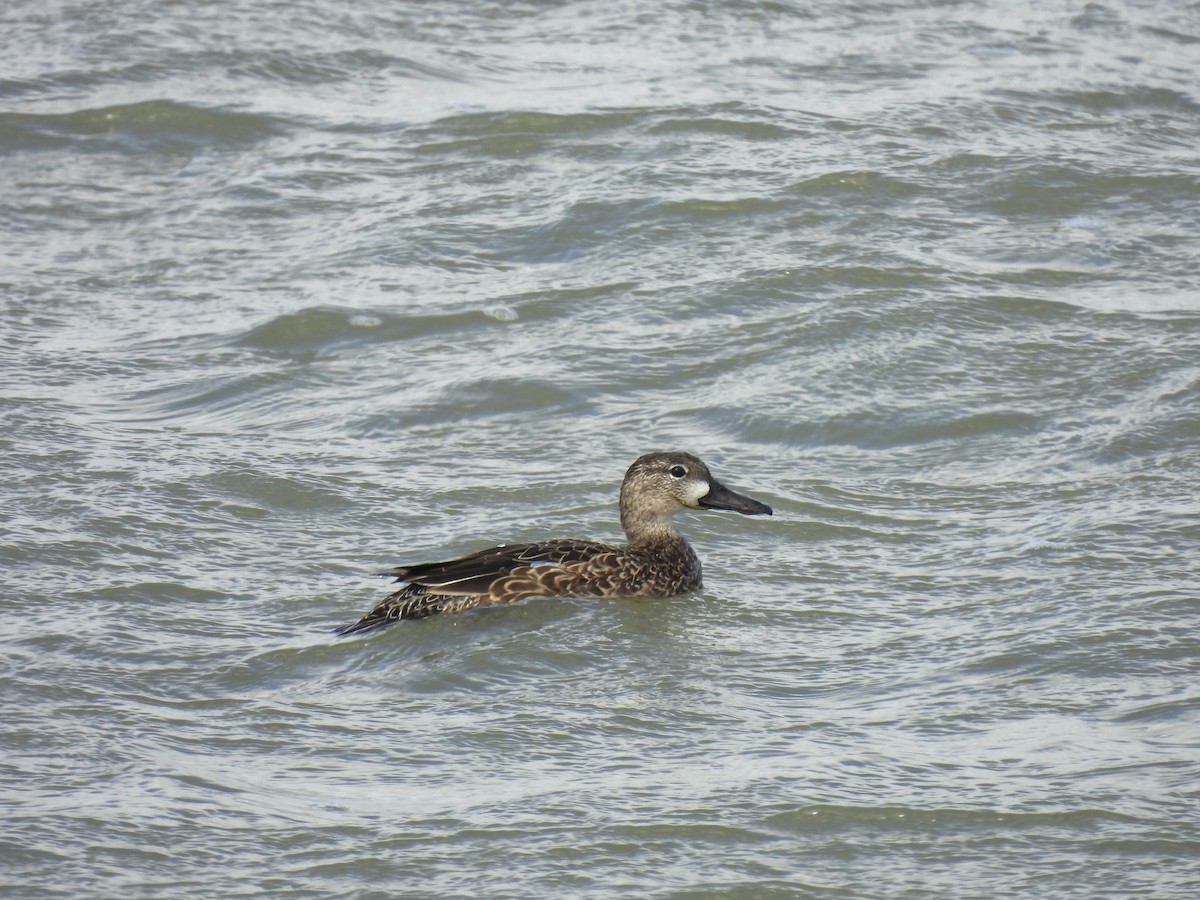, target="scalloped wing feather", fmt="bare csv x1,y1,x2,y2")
375,539,618,597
